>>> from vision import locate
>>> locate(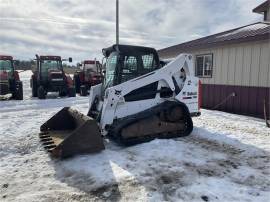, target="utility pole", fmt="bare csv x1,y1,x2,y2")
116,0,119,45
